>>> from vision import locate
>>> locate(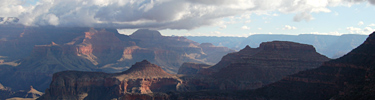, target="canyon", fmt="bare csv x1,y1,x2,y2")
38,31,375,100
1,24,373,100
0,25,234,92
38,40,330,100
